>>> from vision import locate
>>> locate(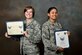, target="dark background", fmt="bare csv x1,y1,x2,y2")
0,0,82,55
